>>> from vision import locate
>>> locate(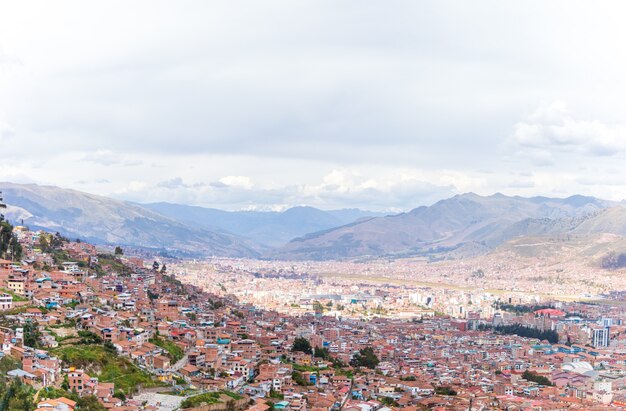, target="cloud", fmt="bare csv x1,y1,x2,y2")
79,149,141,167
511,101,626,158
113,169,458,211
5,3,626,207
156,177,187,189
0,116,14,147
